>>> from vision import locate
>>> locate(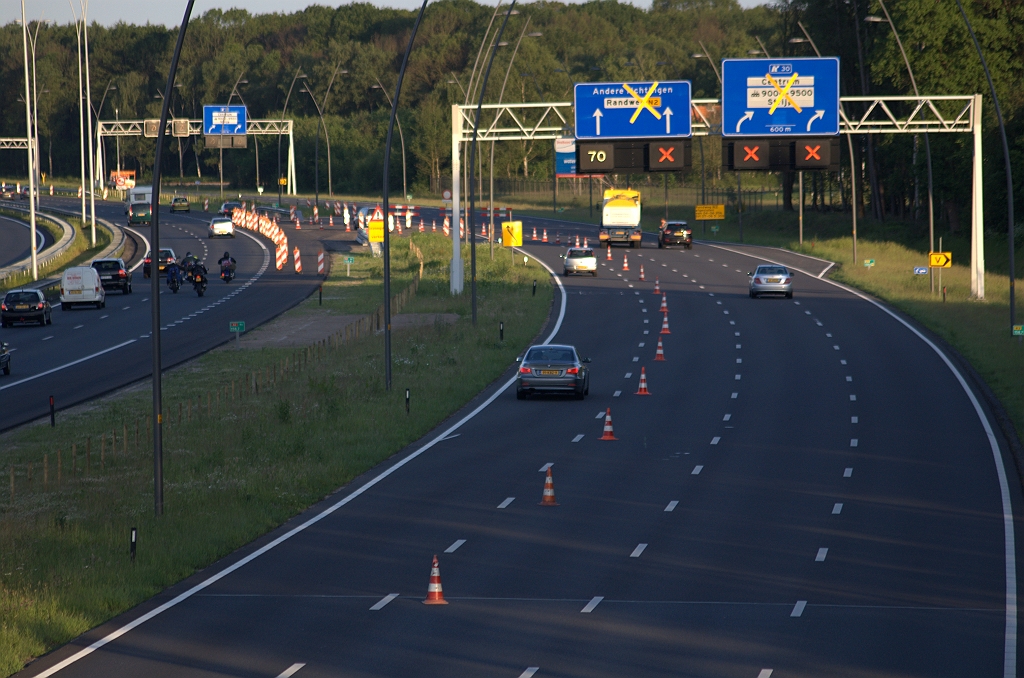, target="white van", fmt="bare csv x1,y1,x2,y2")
60,266,106,310
124,185,152,213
